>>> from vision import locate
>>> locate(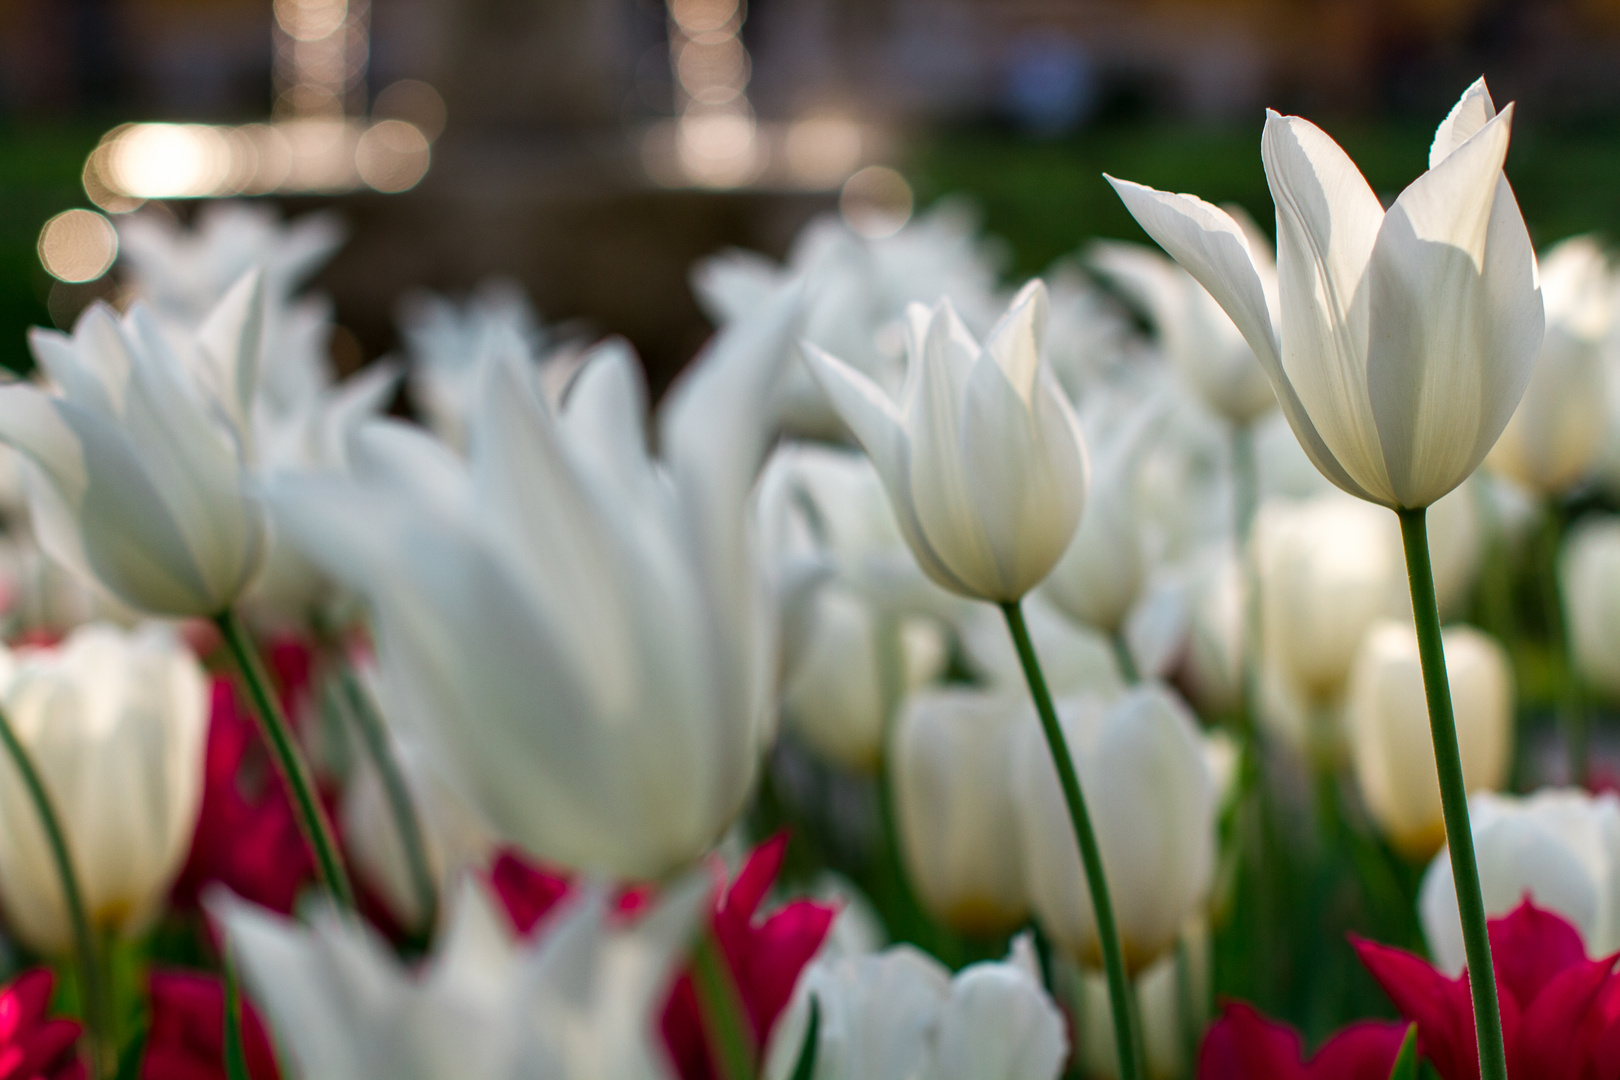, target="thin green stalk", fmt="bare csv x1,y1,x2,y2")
1001,600,1140,1080
333,665,438,934
692,930,756,1080
1173,934,1201,1077
0,703,113,1078
1110,632,1140,685
1396,508,1506,1080
222,956,251,1080
213,610,354,908
1538,503,1586,784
